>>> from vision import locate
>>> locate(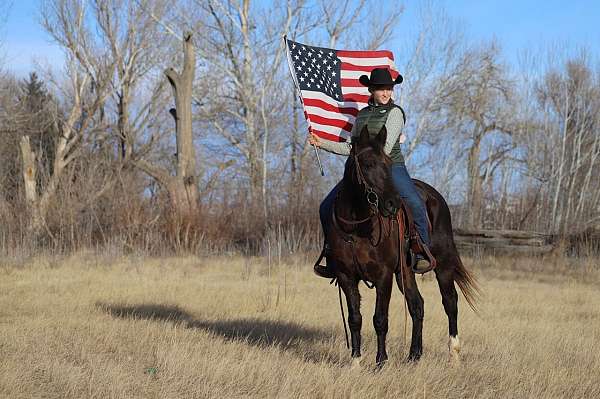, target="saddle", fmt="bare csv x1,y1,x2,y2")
314,197,436,278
